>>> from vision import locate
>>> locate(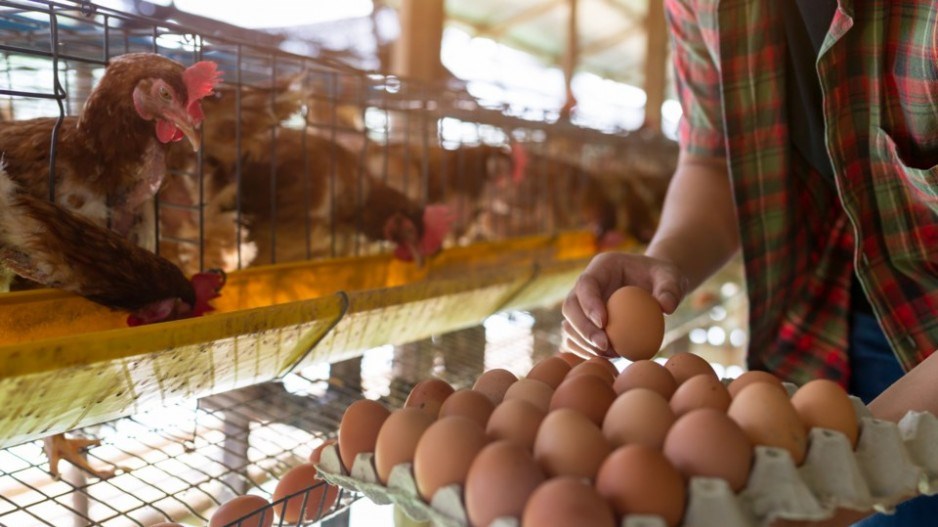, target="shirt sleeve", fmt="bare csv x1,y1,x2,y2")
664,0,726,158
